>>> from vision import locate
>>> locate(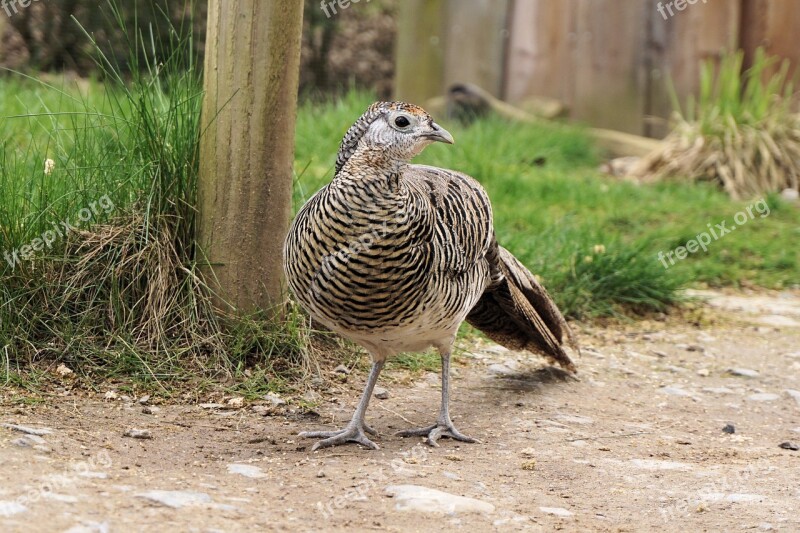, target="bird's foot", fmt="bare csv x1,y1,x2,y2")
396,420,478,447
300,423,379,451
